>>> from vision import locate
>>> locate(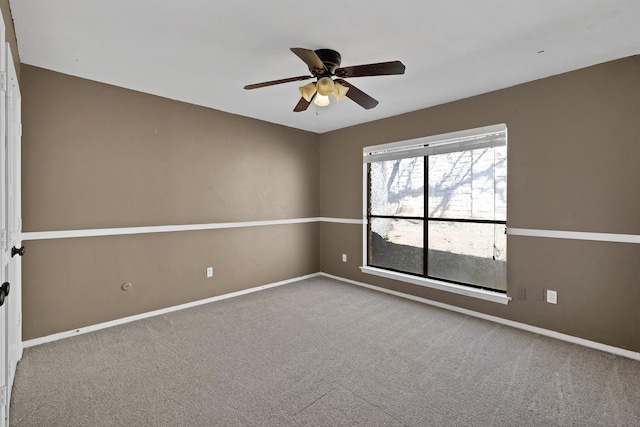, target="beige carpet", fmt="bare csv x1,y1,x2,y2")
10,277,640,426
